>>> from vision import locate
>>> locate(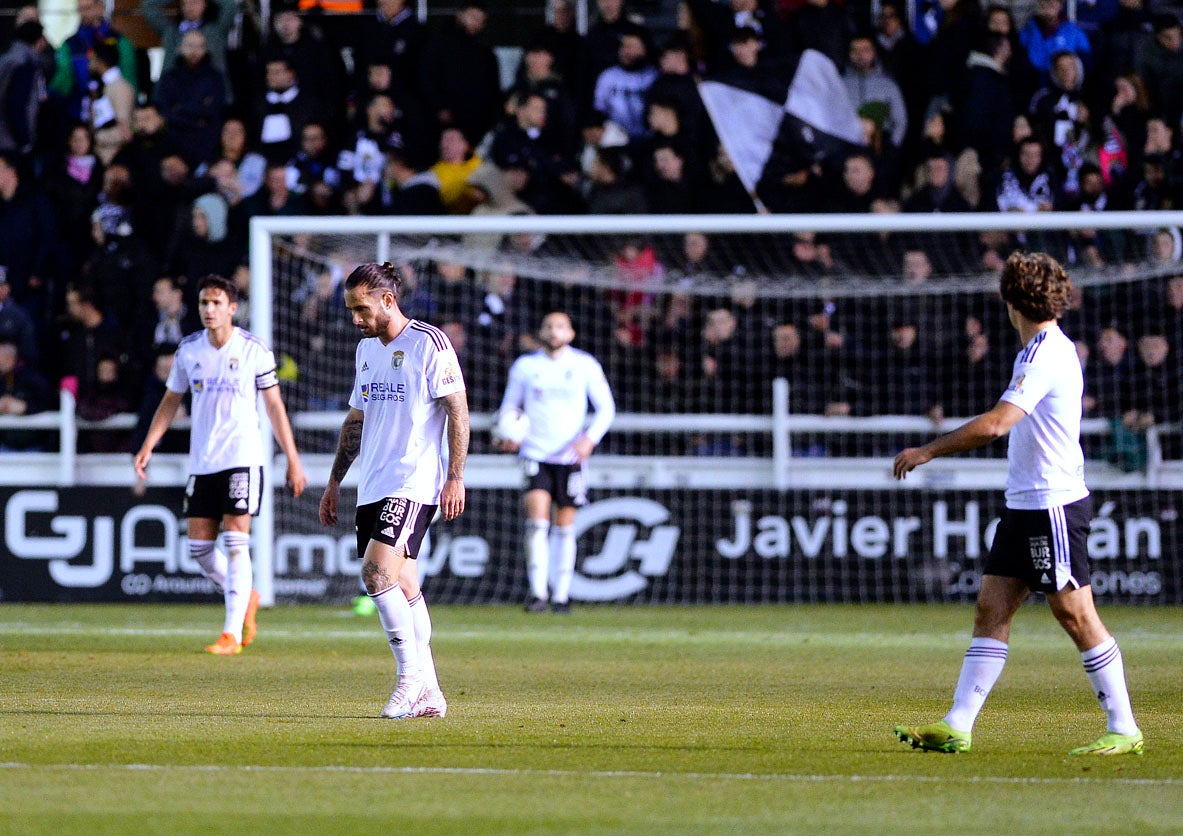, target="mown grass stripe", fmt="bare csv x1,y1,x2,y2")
1,762,1178,786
